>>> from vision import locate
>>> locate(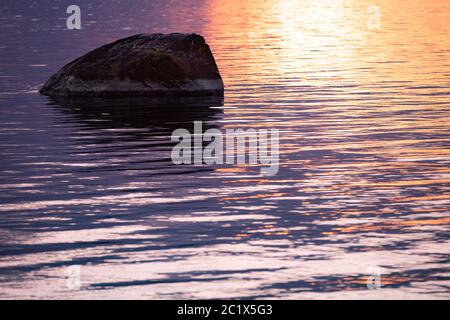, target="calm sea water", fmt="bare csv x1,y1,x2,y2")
0,0,449,299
